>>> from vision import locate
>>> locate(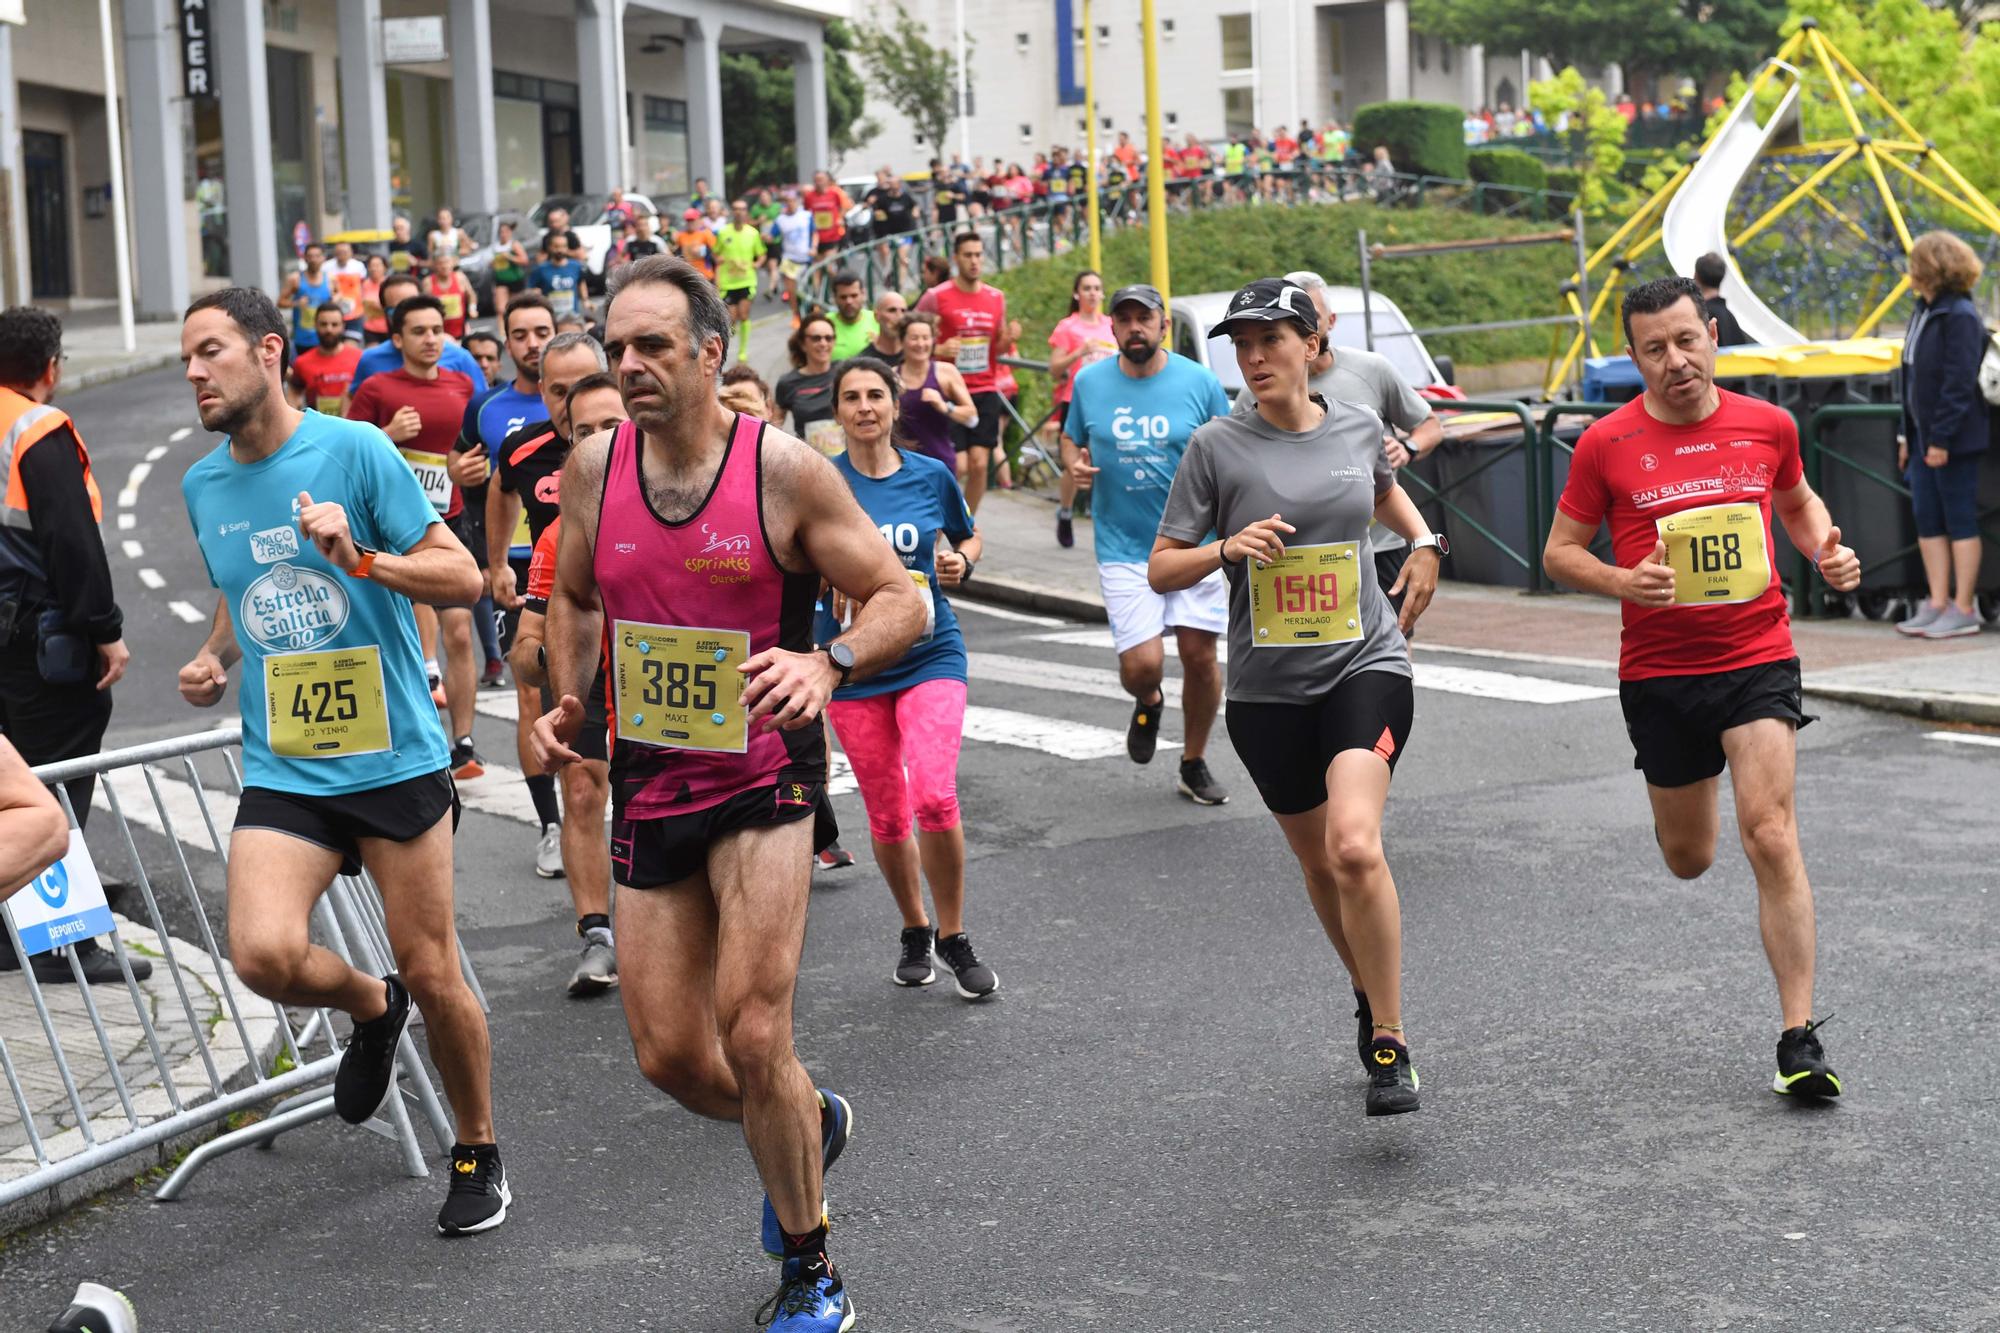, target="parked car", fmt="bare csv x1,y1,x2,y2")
457,210,527,311
1168,285,1462,400
523,192,660,294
